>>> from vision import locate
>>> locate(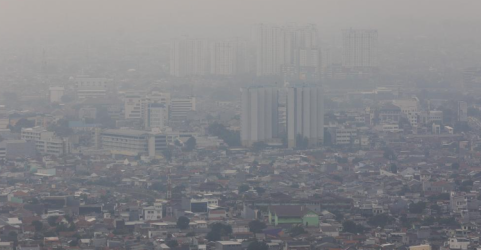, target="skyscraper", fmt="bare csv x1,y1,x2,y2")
254,24,289,76
254,24,320,80
210,40,250,75
342,29,378,69
241,86,279,147
170,38,209,77
145,103,168,130
287,85,324,148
